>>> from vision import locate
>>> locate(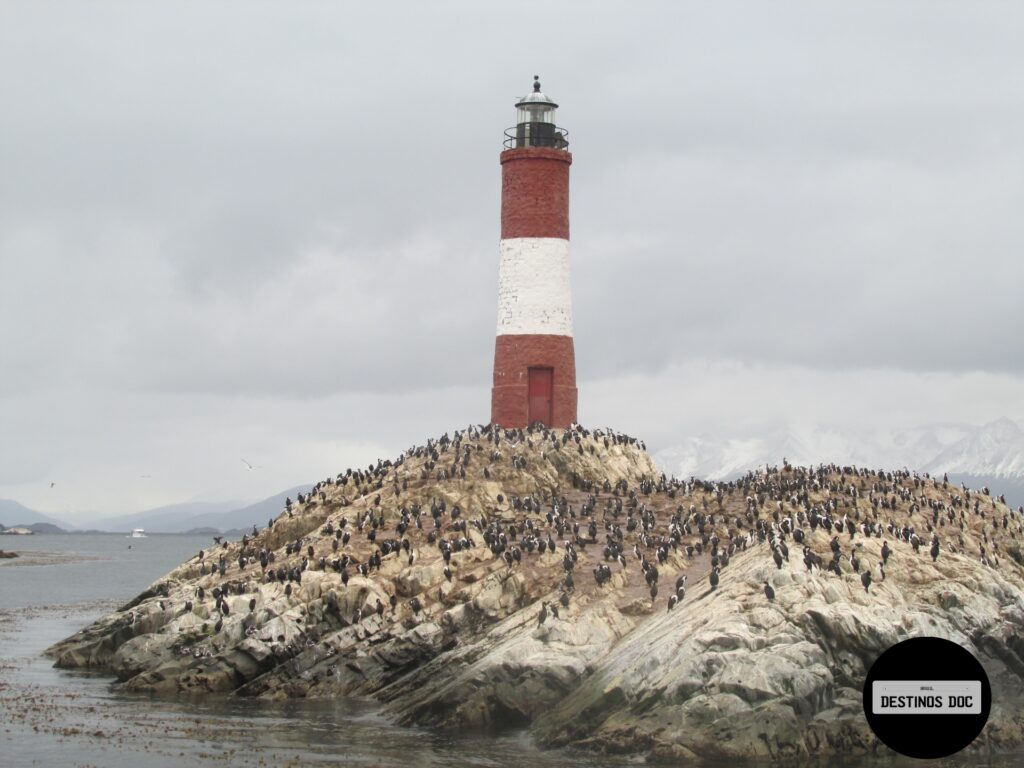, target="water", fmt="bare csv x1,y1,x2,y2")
0,534,631,767
0,534,1017,767
0,533,209,611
